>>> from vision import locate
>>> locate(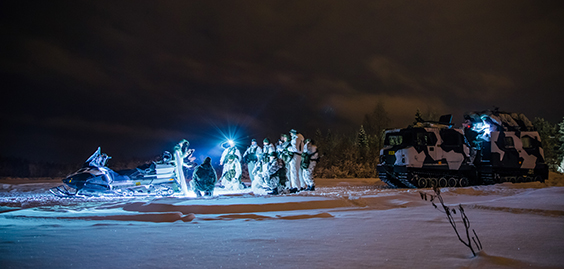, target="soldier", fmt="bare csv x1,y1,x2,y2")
288,129,305,192
242,139,262,184
262,138,276,161
219,140,242,186
276,134,292,163
190,157,217,197
252,152,287,195
173,139,195,196
265,152,287,195
251,151,269,192
276,134,292,189
301,139,319,191
220,154,244,190
249,138,275,190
